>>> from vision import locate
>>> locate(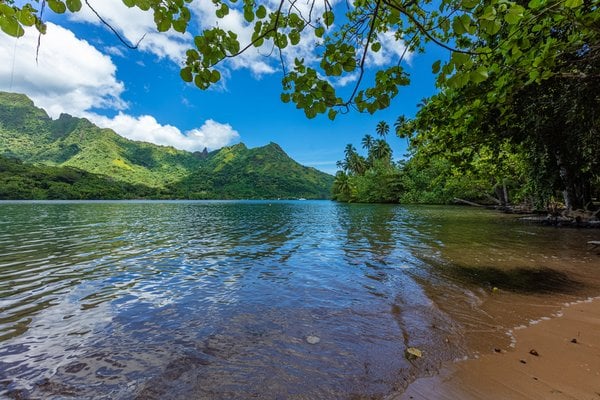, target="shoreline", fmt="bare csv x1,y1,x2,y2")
395,296,600,400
